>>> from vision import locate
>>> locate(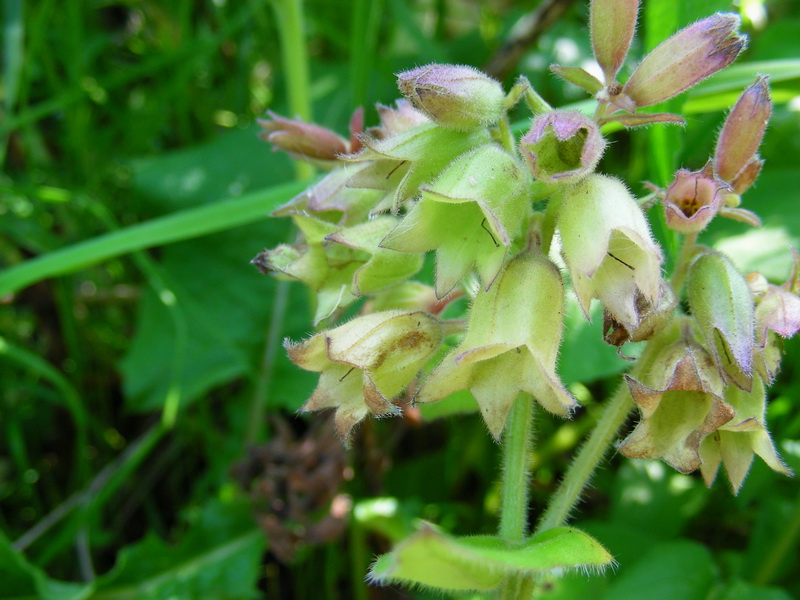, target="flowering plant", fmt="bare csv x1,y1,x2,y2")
256,1,799,596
